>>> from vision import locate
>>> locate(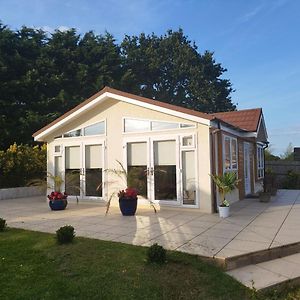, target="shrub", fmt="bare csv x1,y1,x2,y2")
147,243,166,264
283,170,300,189
0,218,6,231
0,143,46,188
56,225,75,244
